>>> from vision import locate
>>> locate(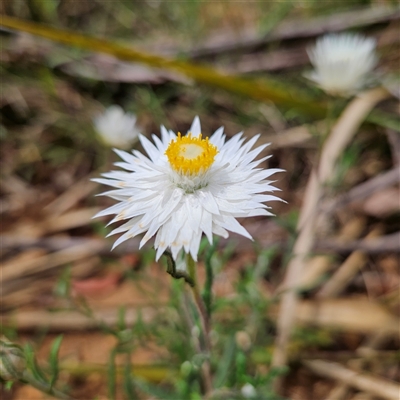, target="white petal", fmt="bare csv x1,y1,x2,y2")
139,217,163,248
197,190,220,215
160,125,170,145
189,231,202,261
199,209,213,244
210,126,225,148
217,215,253,240
185,195,203,232
212,223,229,239
139,135,162,162
189,116,201,136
